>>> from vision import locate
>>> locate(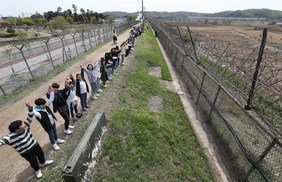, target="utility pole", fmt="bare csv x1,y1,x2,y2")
142,0,144,21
